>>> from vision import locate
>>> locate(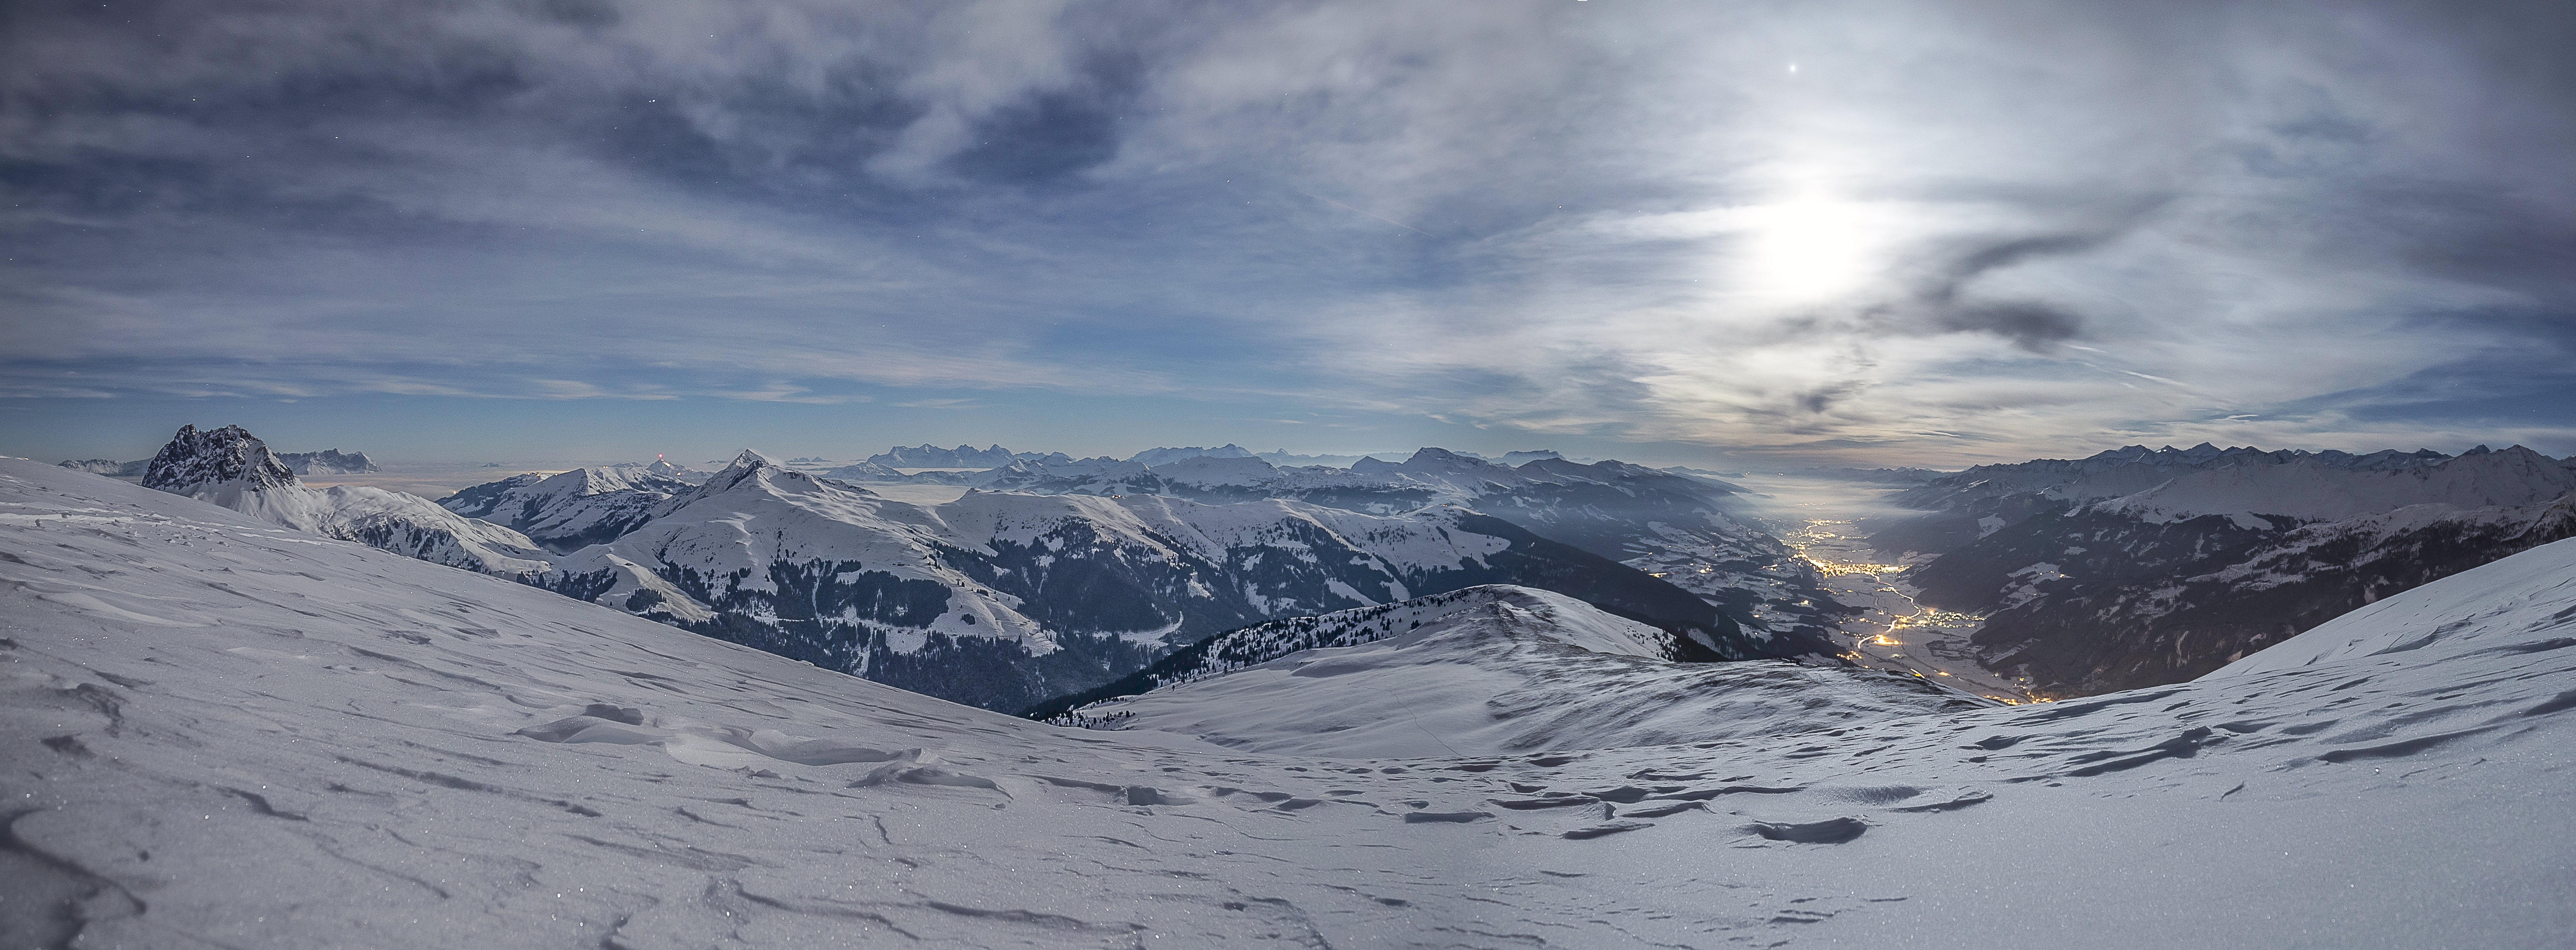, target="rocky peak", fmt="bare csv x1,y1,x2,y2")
679,450,840,504
141,424,299,493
